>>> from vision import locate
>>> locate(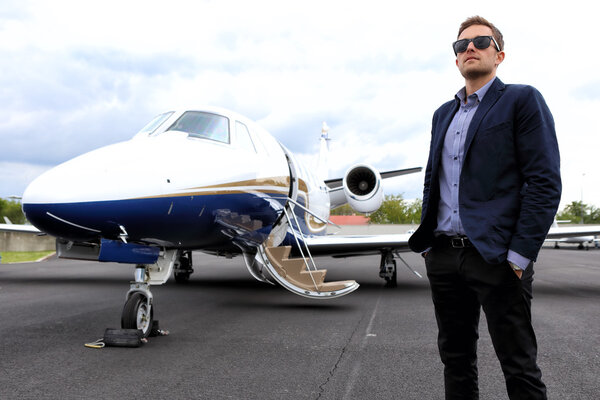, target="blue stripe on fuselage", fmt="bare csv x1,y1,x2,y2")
23,193,289,249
